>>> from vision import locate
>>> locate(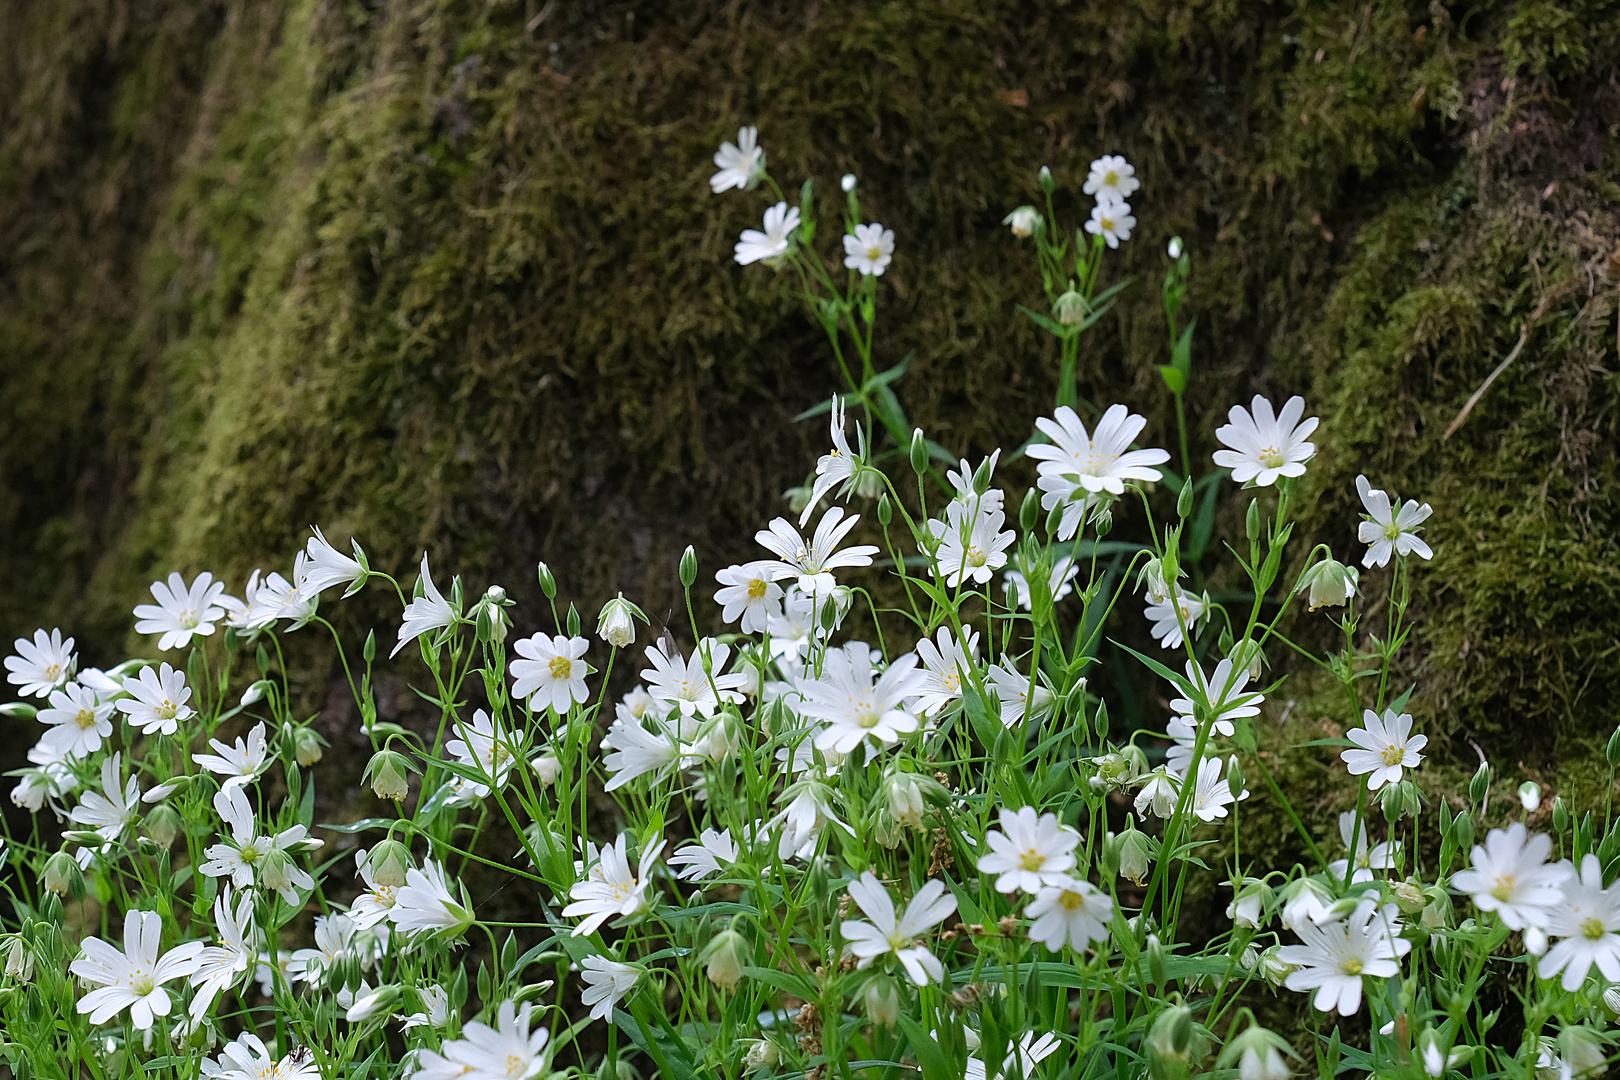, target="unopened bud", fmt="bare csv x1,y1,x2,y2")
909,428,928,476
876,493,892,526
862,975,901,1027
42,850,83,900
1469,762,1492,805
1038,165,1055,194
701,928,749,992
363,838,413,889
1019,489,1039,534
841,173,857,193
1393,880,1426,915
1054,289,1086,326
1245,499,1261,541
1452,811,1475,853
679,547,698,589
294,727,325,767
145,803,182,849
1553,797,1570,833
536,561,557,599
1167,237,1184,259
